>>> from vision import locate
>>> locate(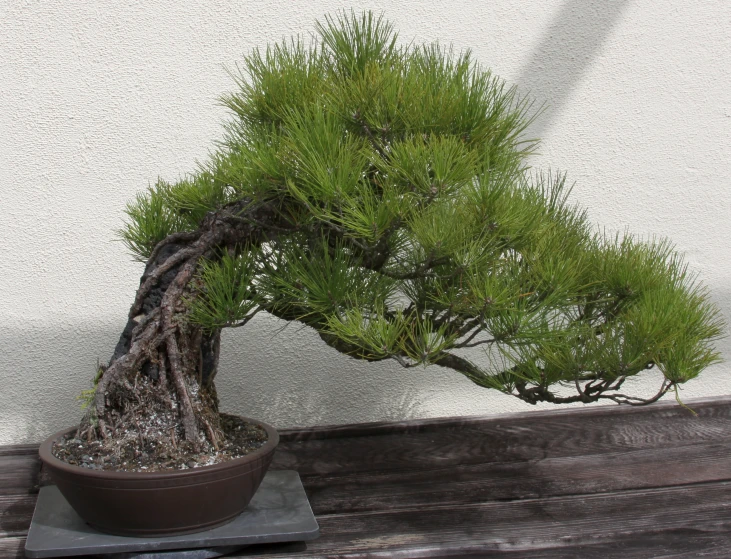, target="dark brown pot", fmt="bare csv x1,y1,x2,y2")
38,417,279,537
